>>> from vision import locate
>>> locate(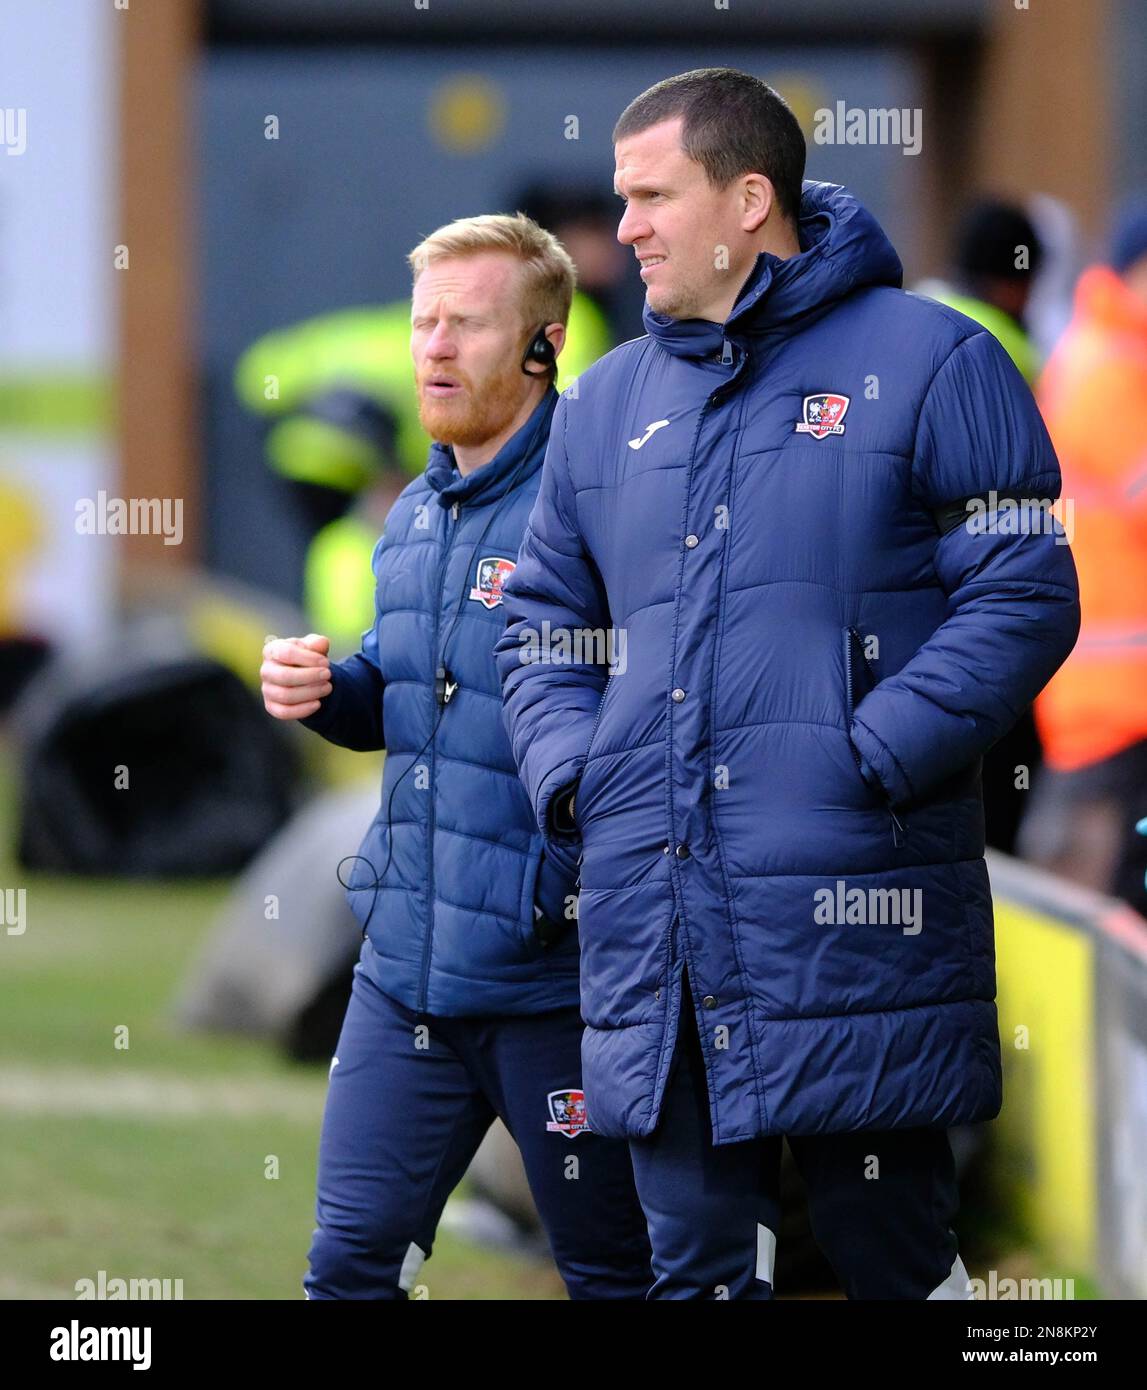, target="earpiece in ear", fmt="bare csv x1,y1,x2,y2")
521,325,556,376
